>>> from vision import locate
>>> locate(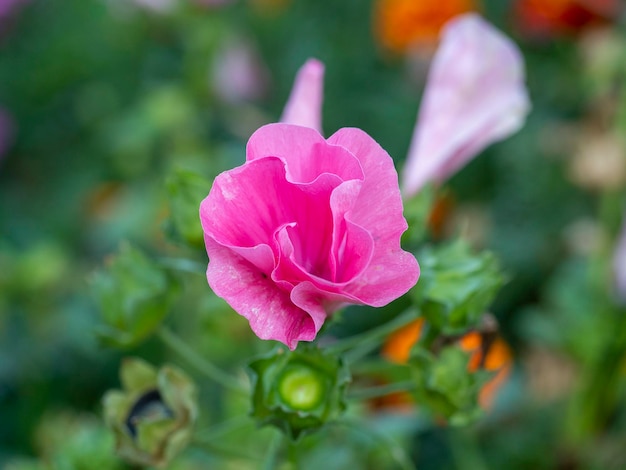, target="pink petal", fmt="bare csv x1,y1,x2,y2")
205,237,315,350
290,281,357,328
273,206,334,282
328,128,420,306
200,157,298,251
280,59,325,134
272,179,375,287
247,123,363,184
329,180,375,283
402,13,530,197
200,156,343,277
272,225,335,289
